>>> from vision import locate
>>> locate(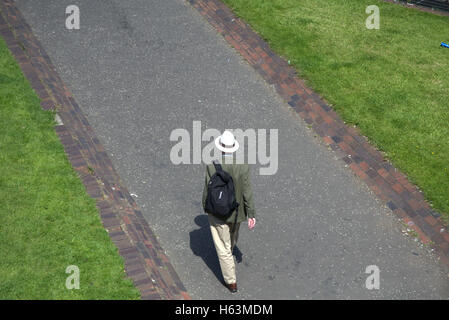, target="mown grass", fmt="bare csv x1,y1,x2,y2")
0,36,140,299
222,0,449,221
